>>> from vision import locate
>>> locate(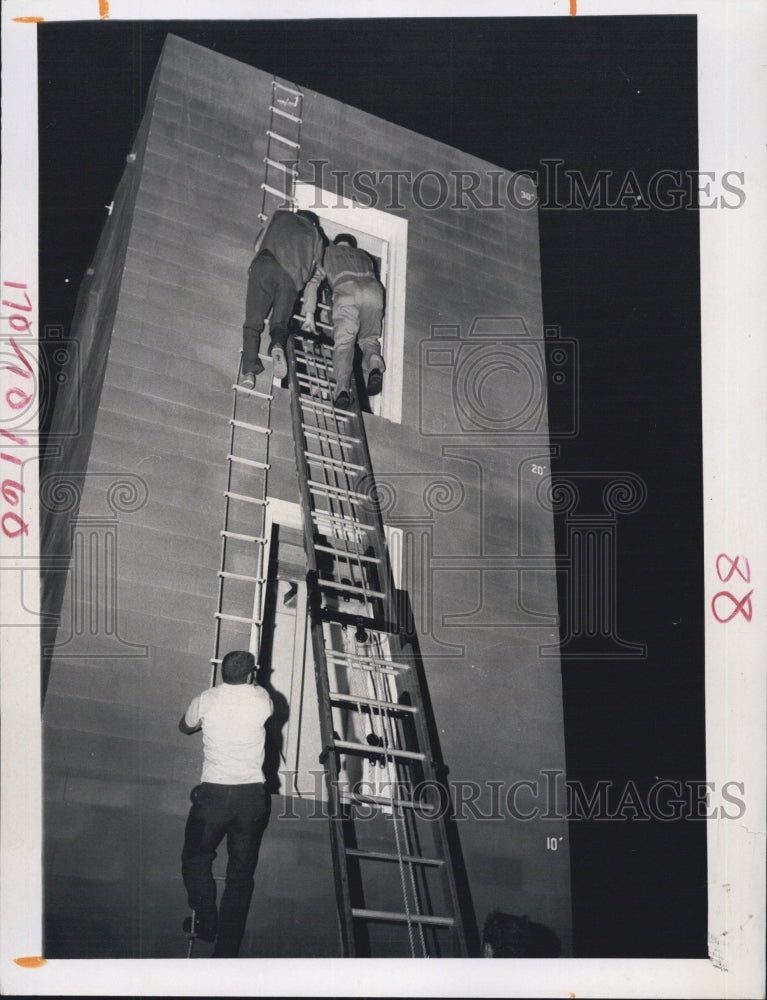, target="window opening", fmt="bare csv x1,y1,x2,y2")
294,182,407,424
